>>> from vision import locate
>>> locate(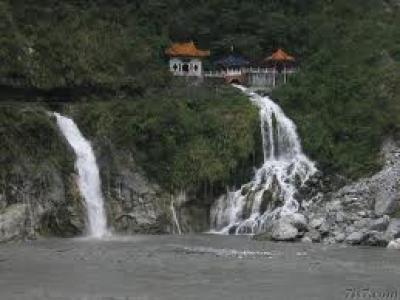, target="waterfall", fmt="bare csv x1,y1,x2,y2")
54,113,108,238
170,200,182,235
210,86,316,235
